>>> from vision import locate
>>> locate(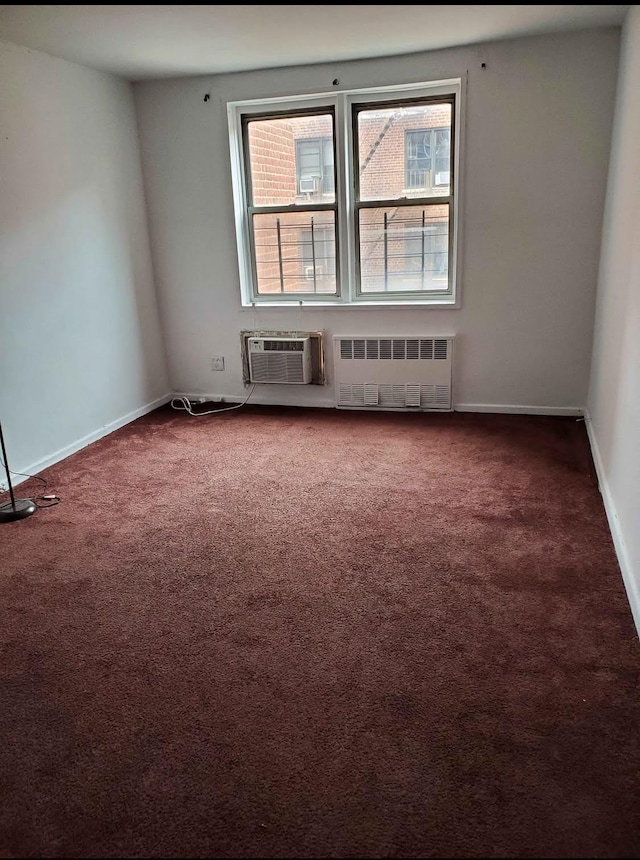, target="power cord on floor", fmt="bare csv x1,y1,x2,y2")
1,387,258,508
170,384,256,416
0,455,61,509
